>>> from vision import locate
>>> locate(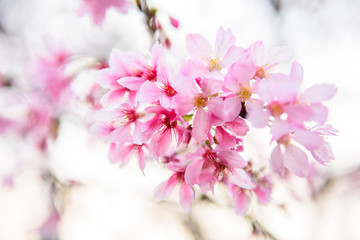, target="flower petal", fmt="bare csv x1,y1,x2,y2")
300,84,337,103
230,169,256,189
184,158,204,186
192,108,211,142
270,145,285,177
118,77,145,91
215,126,236,150
153,174,179,202
186,34,212,60
214,27,236,58
207,96,242,122
136,81,163,104
221,46,245,68
179,182,194,214
149,129,172,158
293,129,324,151
283,145,309,178
230,186,249,215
